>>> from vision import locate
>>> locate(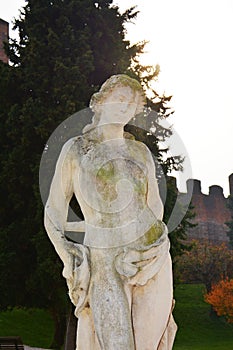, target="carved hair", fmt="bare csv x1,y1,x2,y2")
83,74,145,133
